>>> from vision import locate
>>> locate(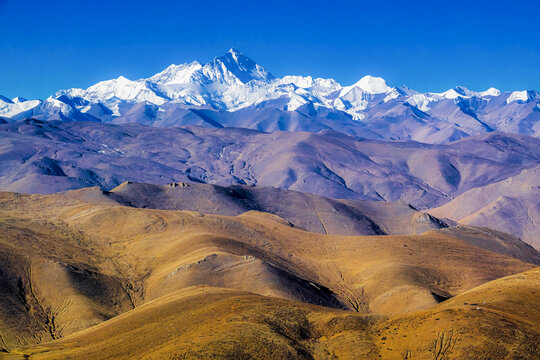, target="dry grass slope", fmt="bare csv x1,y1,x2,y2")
0,189,538,359
8,269,540,360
